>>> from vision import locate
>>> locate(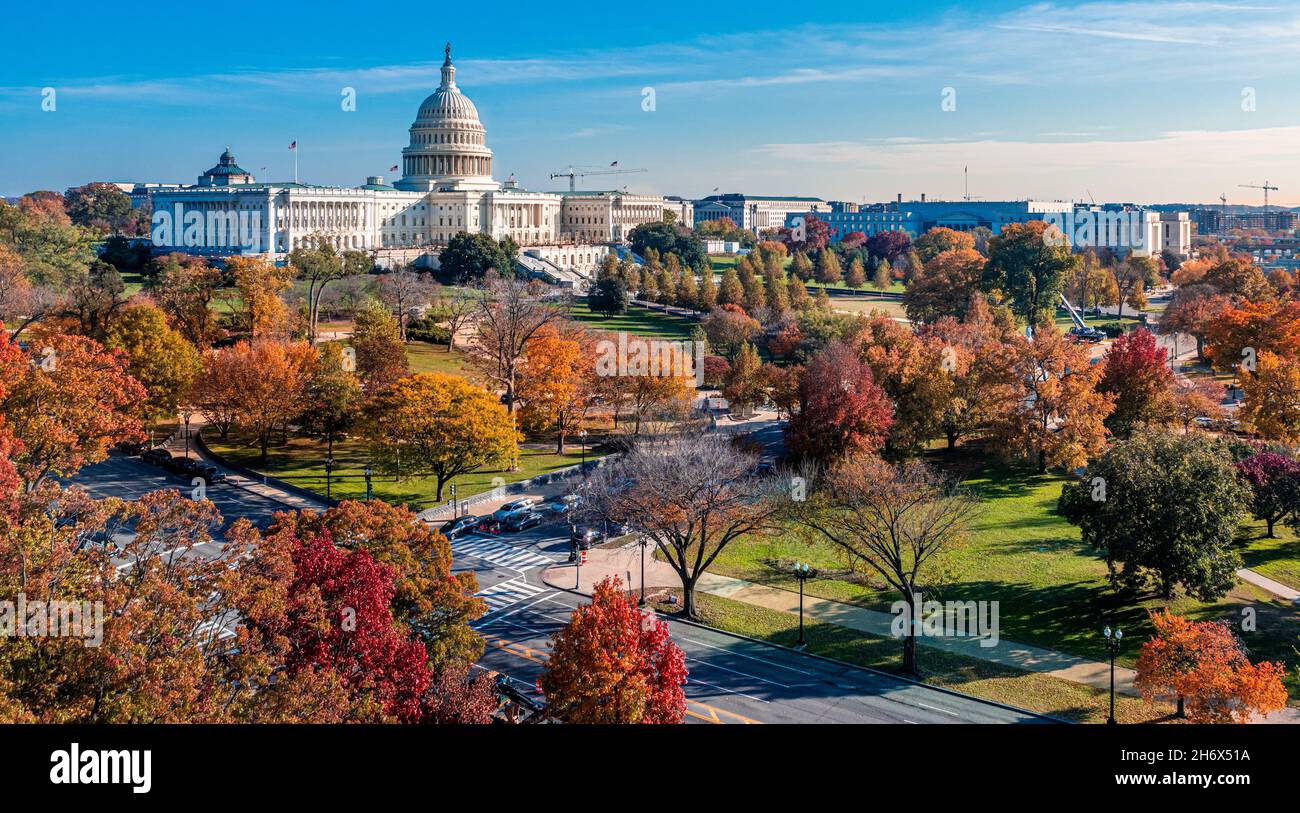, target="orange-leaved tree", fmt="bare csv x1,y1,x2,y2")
0,331,145,489
1134,609,1287,723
